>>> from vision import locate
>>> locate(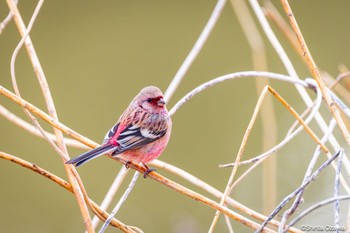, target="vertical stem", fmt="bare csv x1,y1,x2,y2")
208,86,270,232
229,0,277,214
164,0,227,101
280,0,350,146
5,0,94,231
